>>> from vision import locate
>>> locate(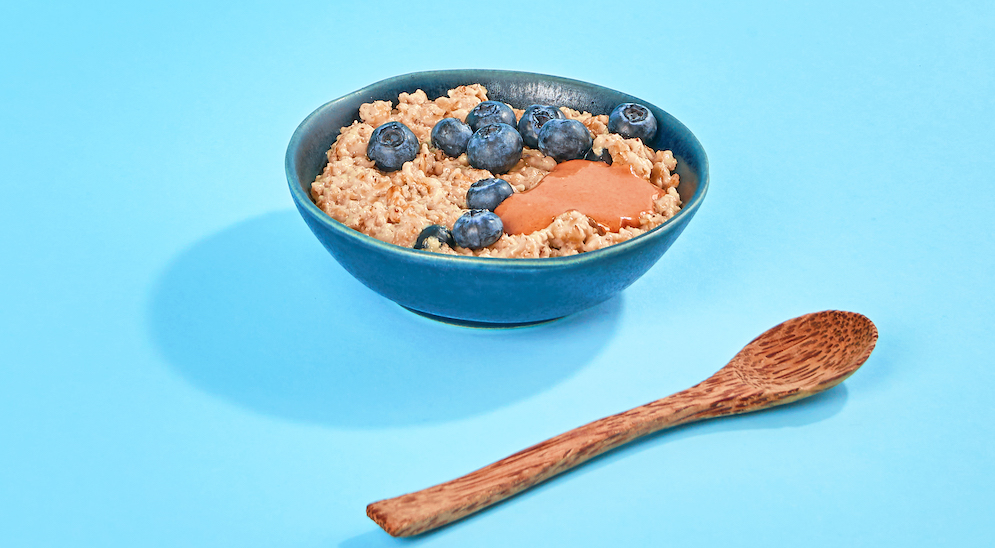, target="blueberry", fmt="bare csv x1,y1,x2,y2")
466,178,514,211
452,209,504,249
608,103,658,143
517,105,565,149
466,123,523,174
413,224,456,250
465,101,517,132
537,118,593,162
367,121,419,171
430,117,472,157
585,148,613,165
